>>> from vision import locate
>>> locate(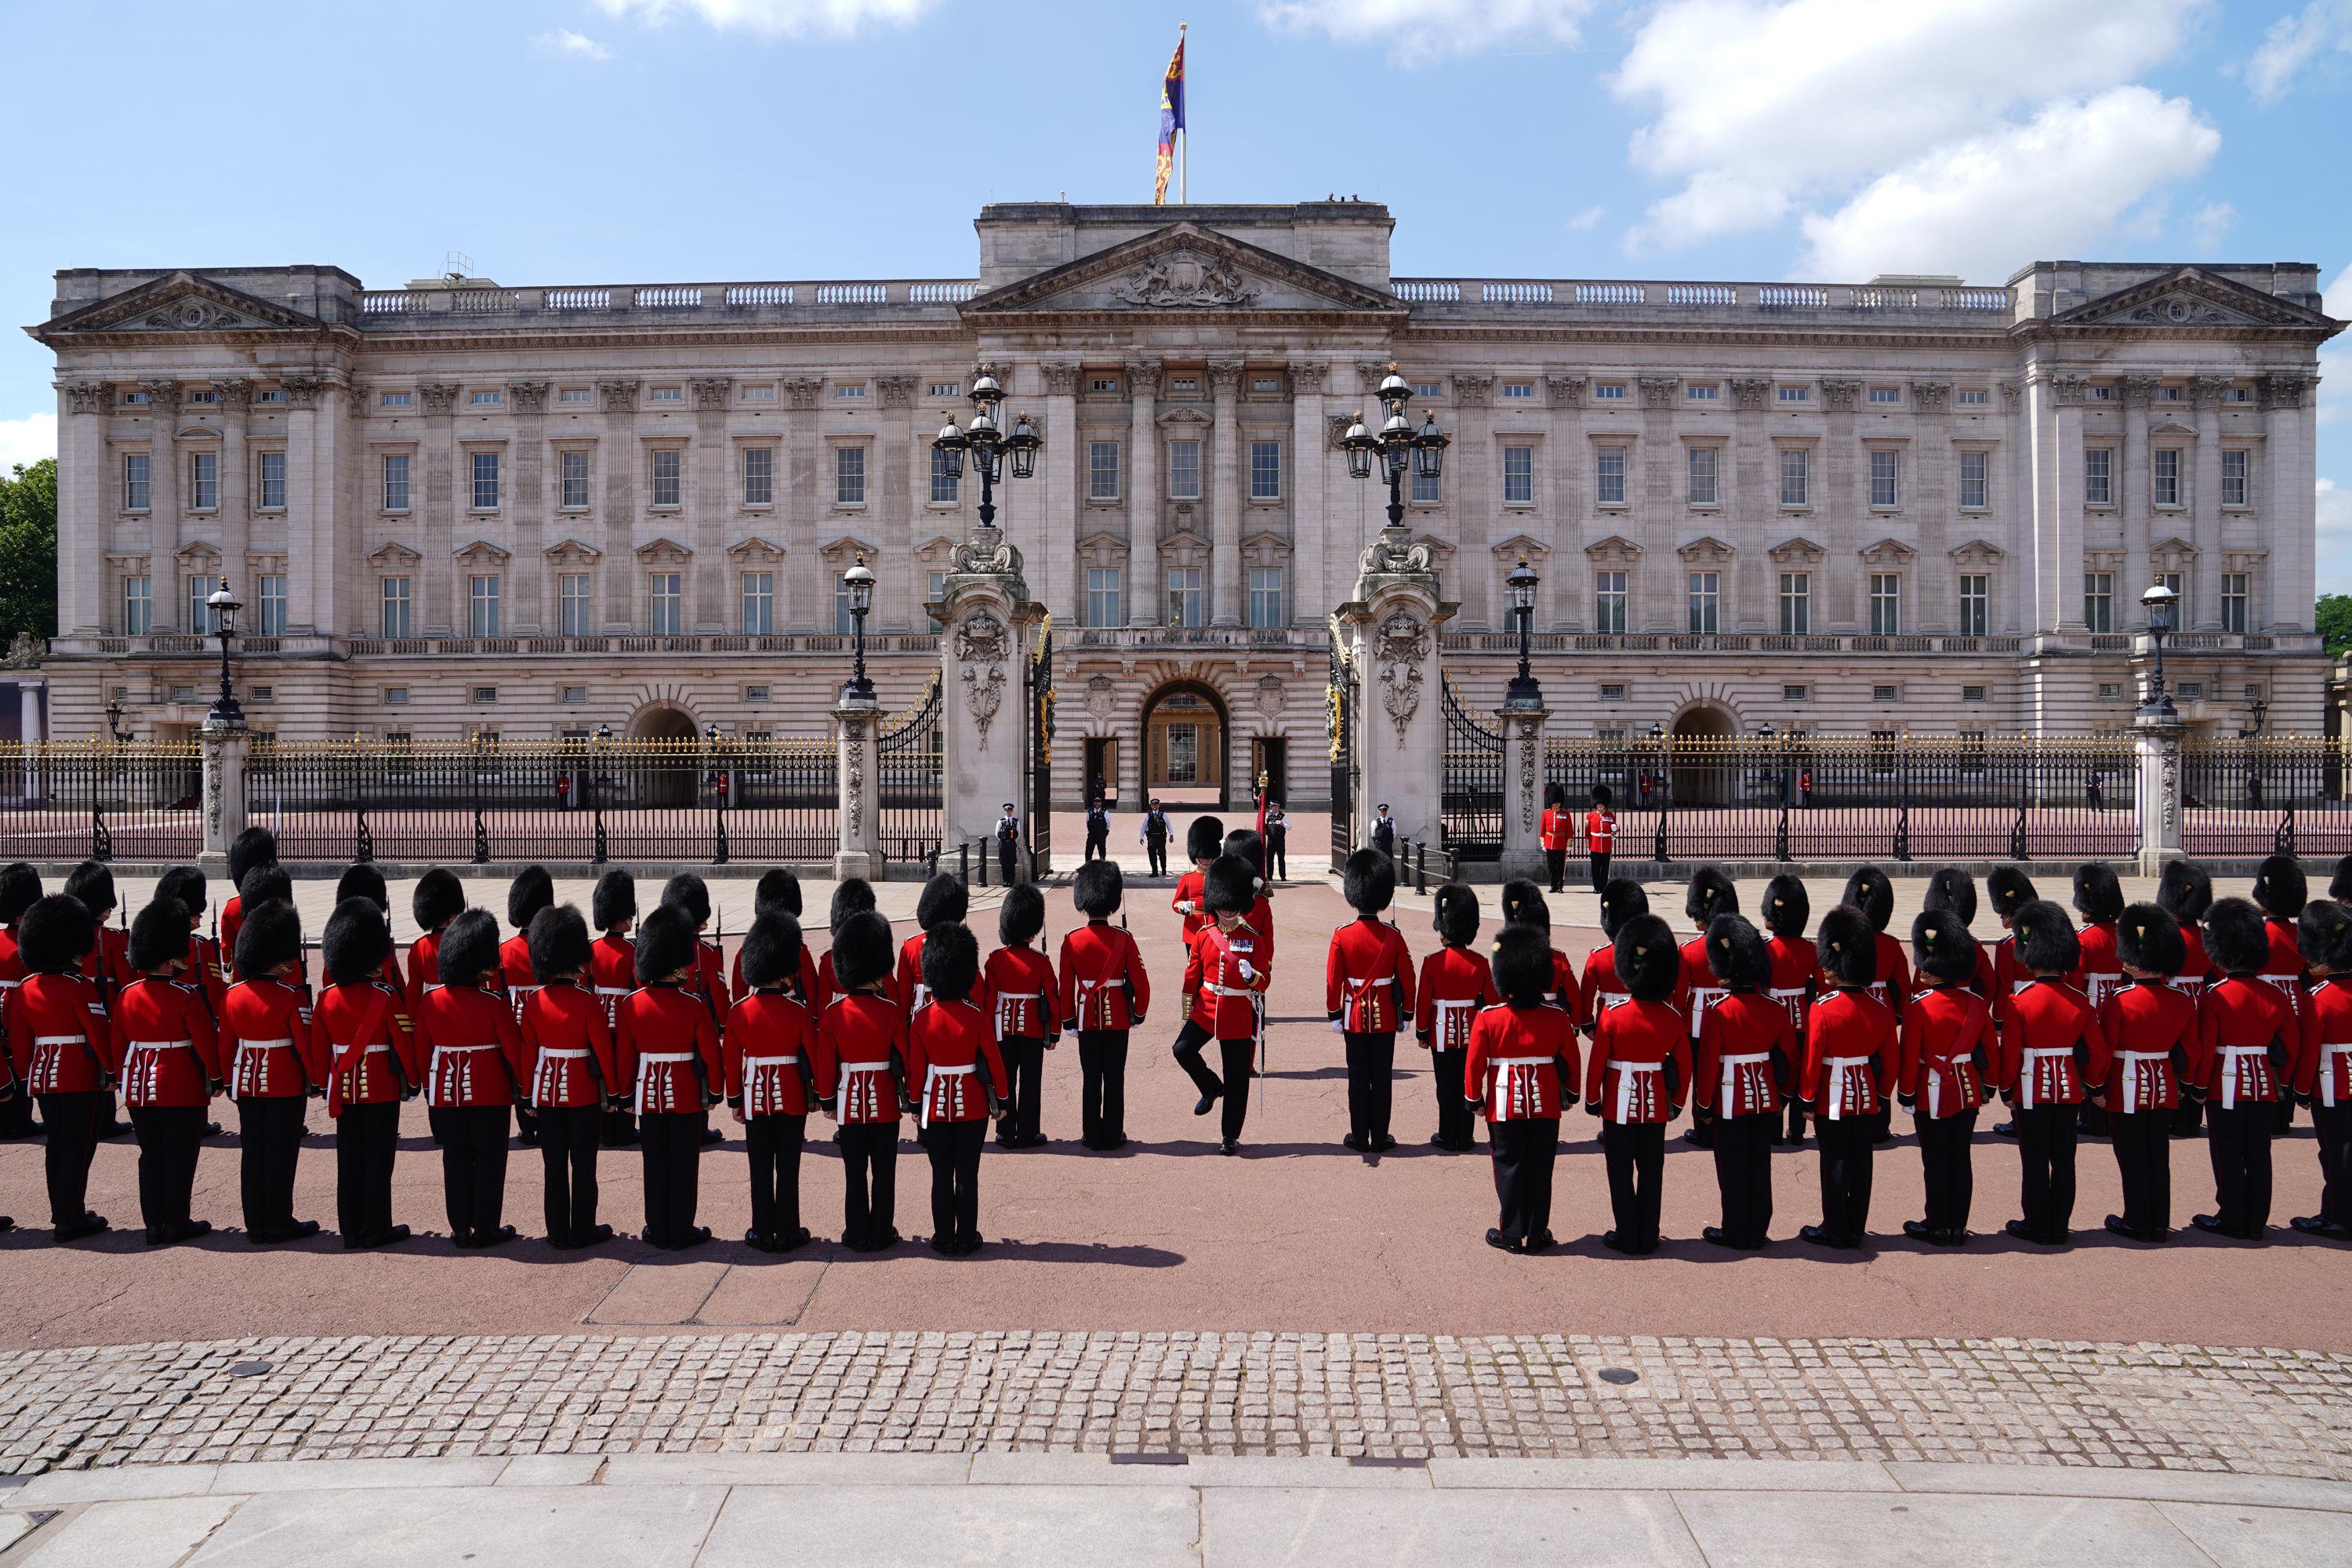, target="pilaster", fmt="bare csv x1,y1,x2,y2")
2259,373,2315,631
1727,378,1772,632
1498,702,1548,880
1287,359,1327,630
215,379,251,619
833,692,884,880
60,383,109,635
1456,372,1497,628
597,379,639,631
419,381,460,633
1124,360,1161,626
784,374,825,630
691,377,731,631
510,381,551,632
138,382,184,629
2118,375,2155,627
1039,361,1080,627
281,376,325,635
1818,379,1860,629
1208,358,1245,626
